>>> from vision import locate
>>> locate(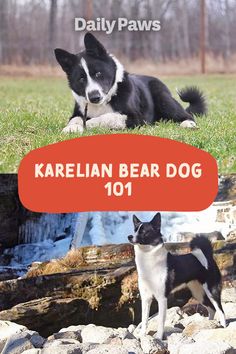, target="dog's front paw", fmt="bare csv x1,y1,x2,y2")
62,117,84,134
62,124,84,134
154,331,164,340
180,120,198,129
133,327,147,339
